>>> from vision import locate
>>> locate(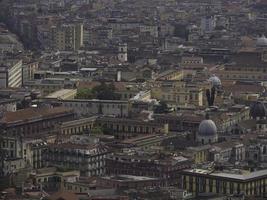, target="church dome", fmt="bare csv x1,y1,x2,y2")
256,35,267,47
208,75,221,87
198,119,217,136
250,101,267,119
